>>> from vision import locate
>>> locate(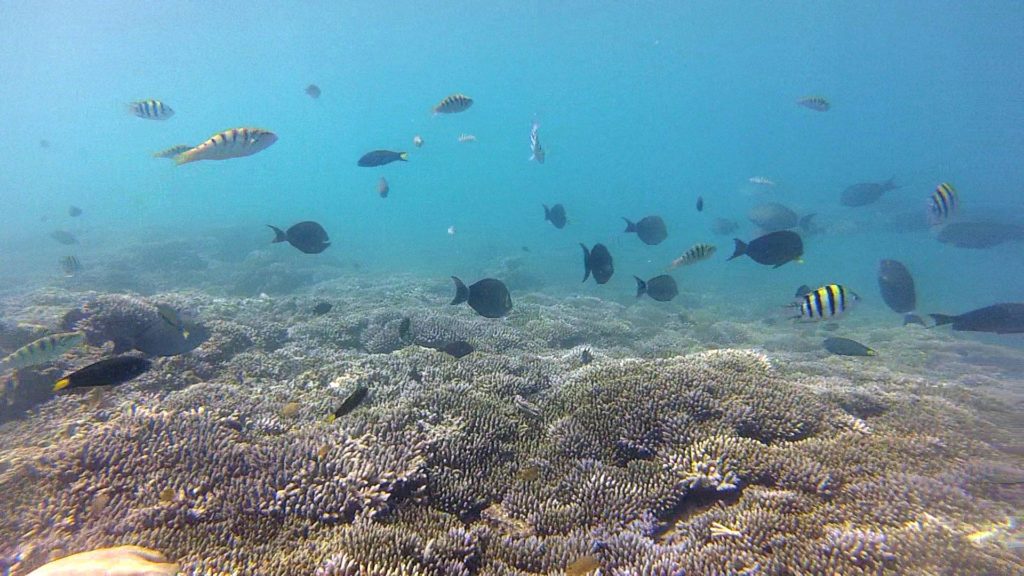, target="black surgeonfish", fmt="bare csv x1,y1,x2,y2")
450,277,512,318
840,177,899,207
728,230,803,268
623,215,667,245
441,340,474,358
268,221,331,254
930,303,1024,334
877,259,916,314
331,385,369,420
53,356,152,391
580,243,614,284
358,150,408,167
543,204,567,229
634,275,678,302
